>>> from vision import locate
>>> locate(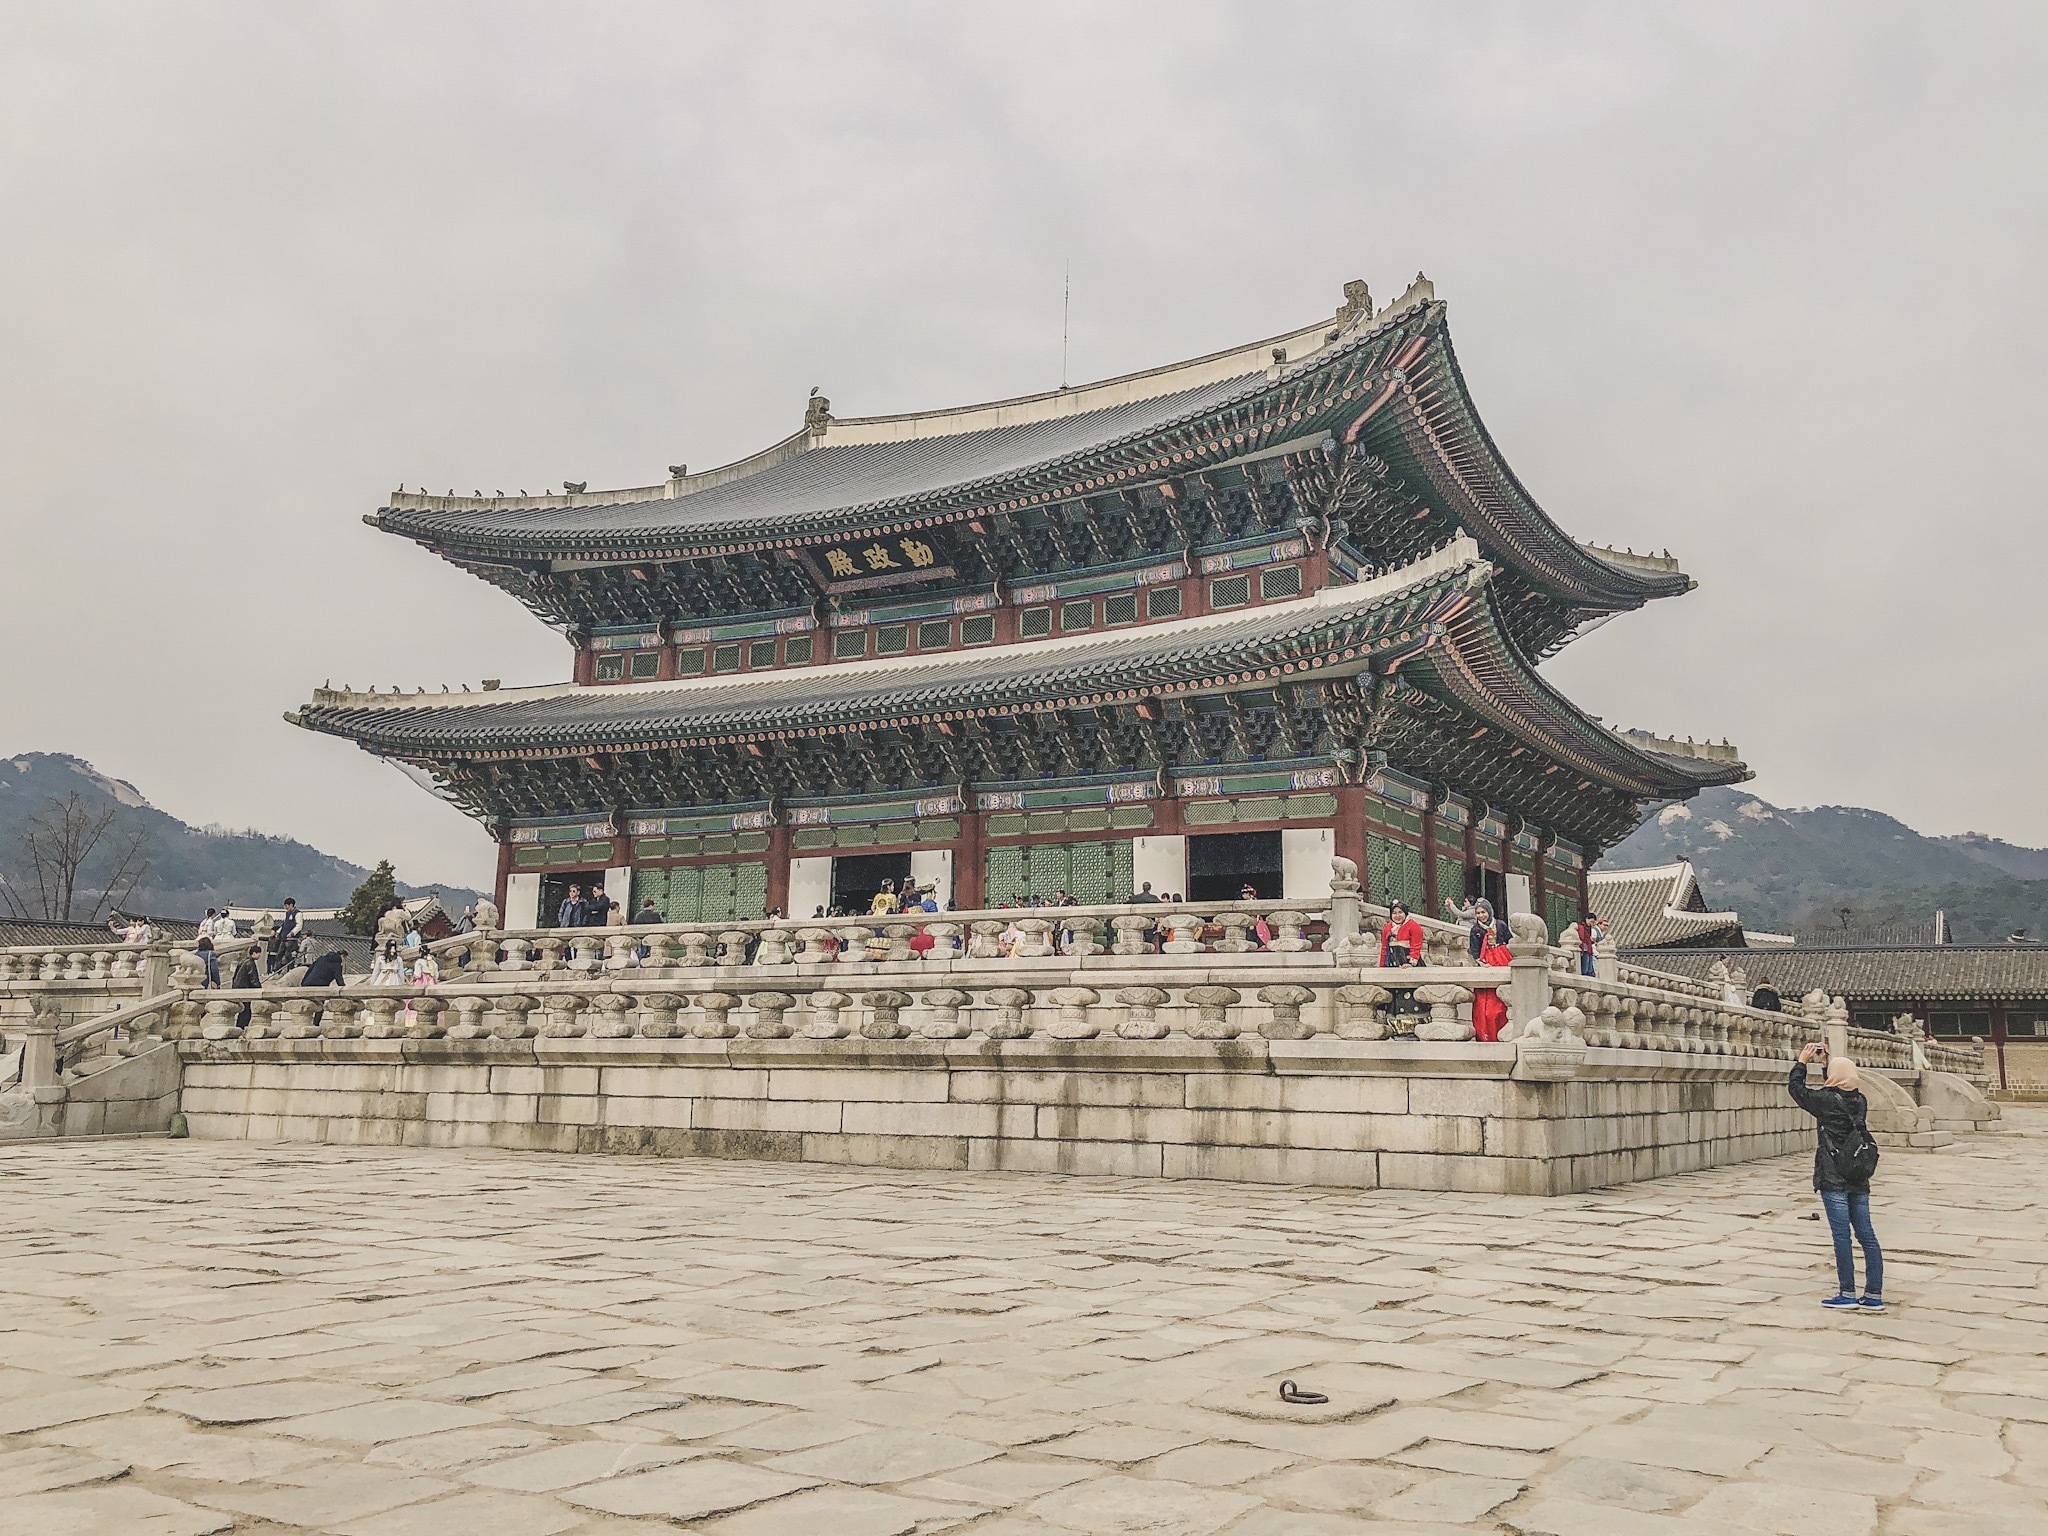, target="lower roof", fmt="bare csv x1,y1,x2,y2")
294,541,1746,817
